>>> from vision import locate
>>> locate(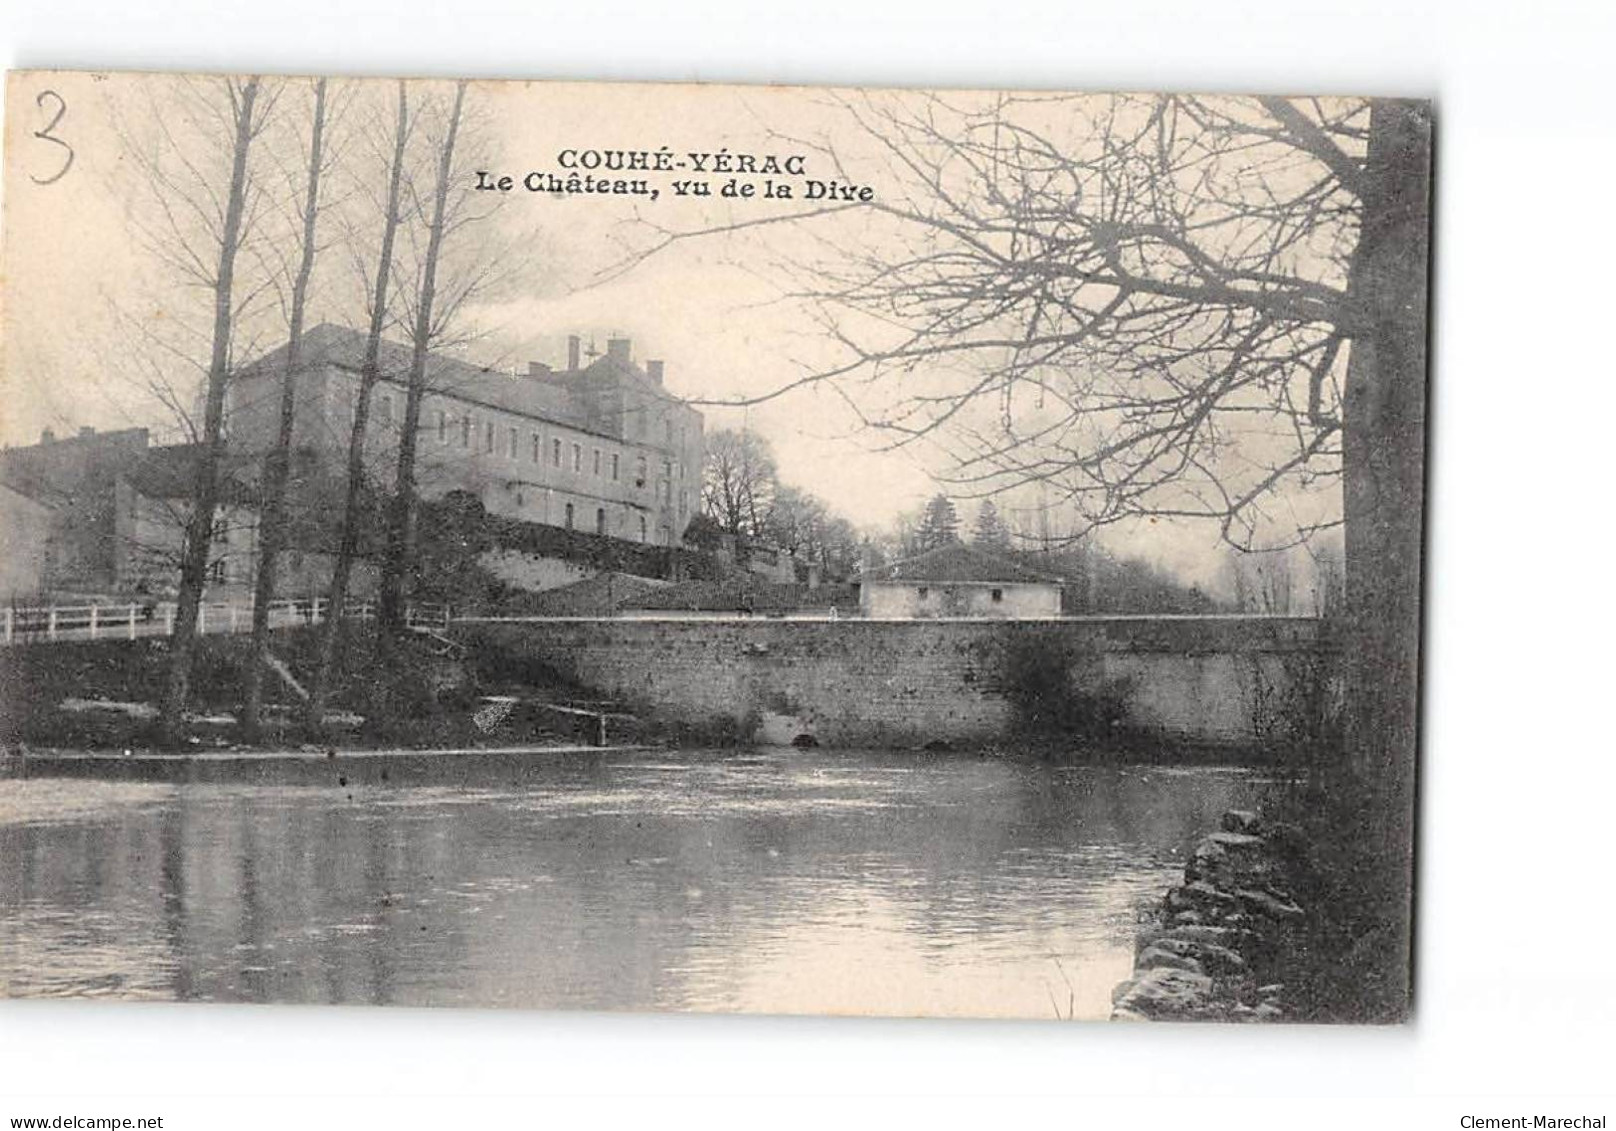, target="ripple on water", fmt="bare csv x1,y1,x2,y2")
0,751,1258,1016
